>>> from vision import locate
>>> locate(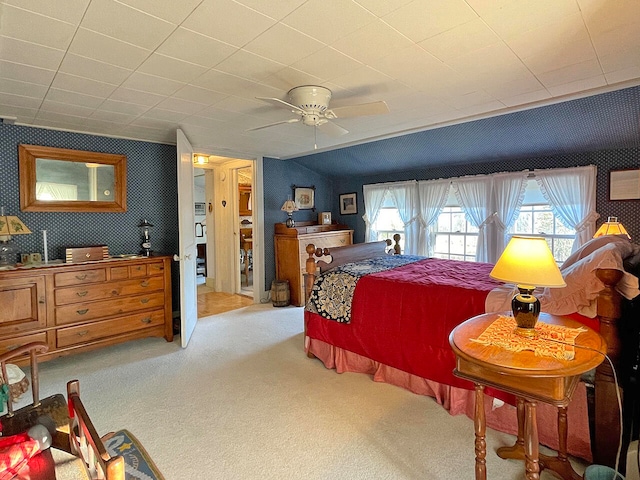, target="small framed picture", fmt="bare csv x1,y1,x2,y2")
318,212,332,225
292,185,315,210
195,202,206,215
339,192,357,215
610,168,640,200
